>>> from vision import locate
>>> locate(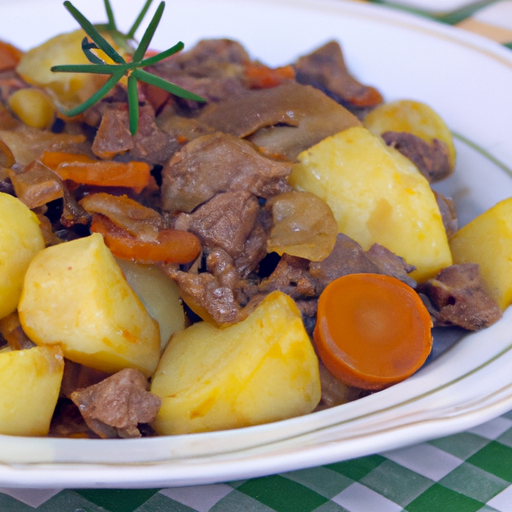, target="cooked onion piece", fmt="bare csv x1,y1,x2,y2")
266,191,337,261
